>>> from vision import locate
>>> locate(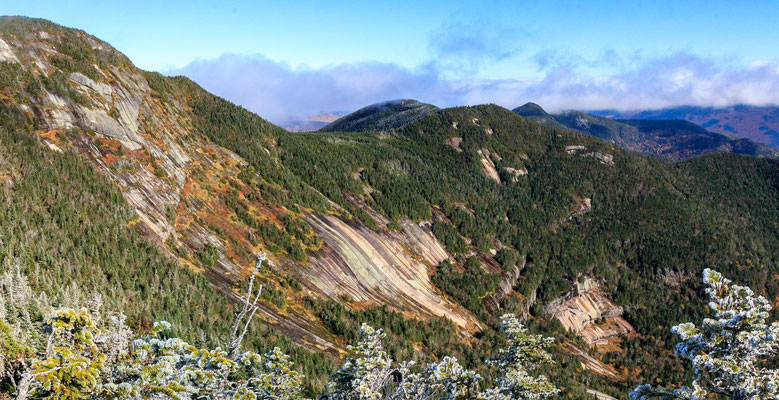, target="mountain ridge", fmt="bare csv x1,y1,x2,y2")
588,104,779,149
514,102,779,160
